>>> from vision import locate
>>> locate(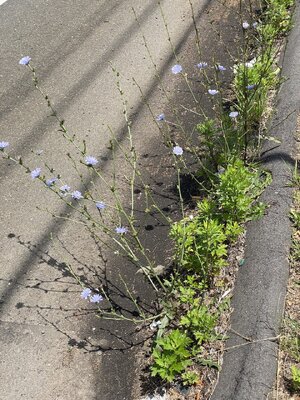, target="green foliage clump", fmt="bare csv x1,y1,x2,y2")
170,160,269,279
177,275,206,303
151,299,219,383
216,159,268,223
291,365,300,391
290,209,300,230
151,329,193,382
160,161,270,384
262,0,294,41
171,215,227,278
181,371,199,386
196,119,240,168
180,304,218,346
